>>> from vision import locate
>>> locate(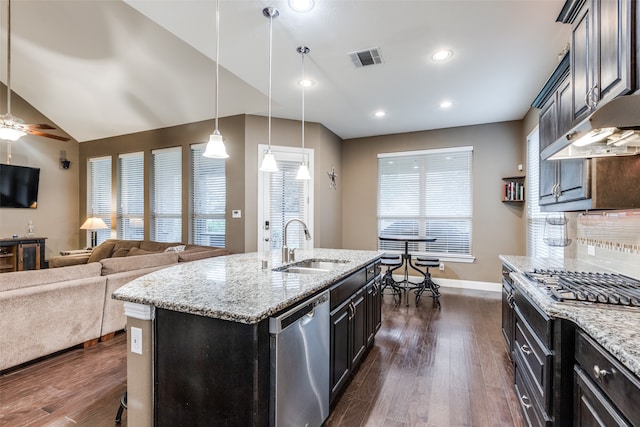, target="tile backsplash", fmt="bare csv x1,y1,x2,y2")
576,209,640,279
